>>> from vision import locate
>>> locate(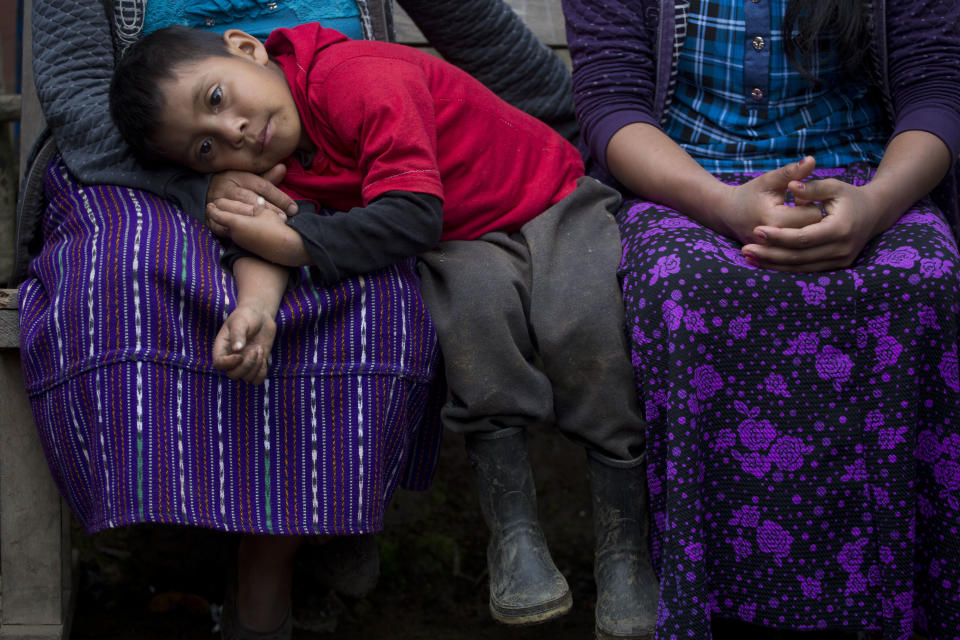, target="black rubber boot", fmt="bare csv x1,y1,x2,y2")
465,427,572,625
588,451,659,640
